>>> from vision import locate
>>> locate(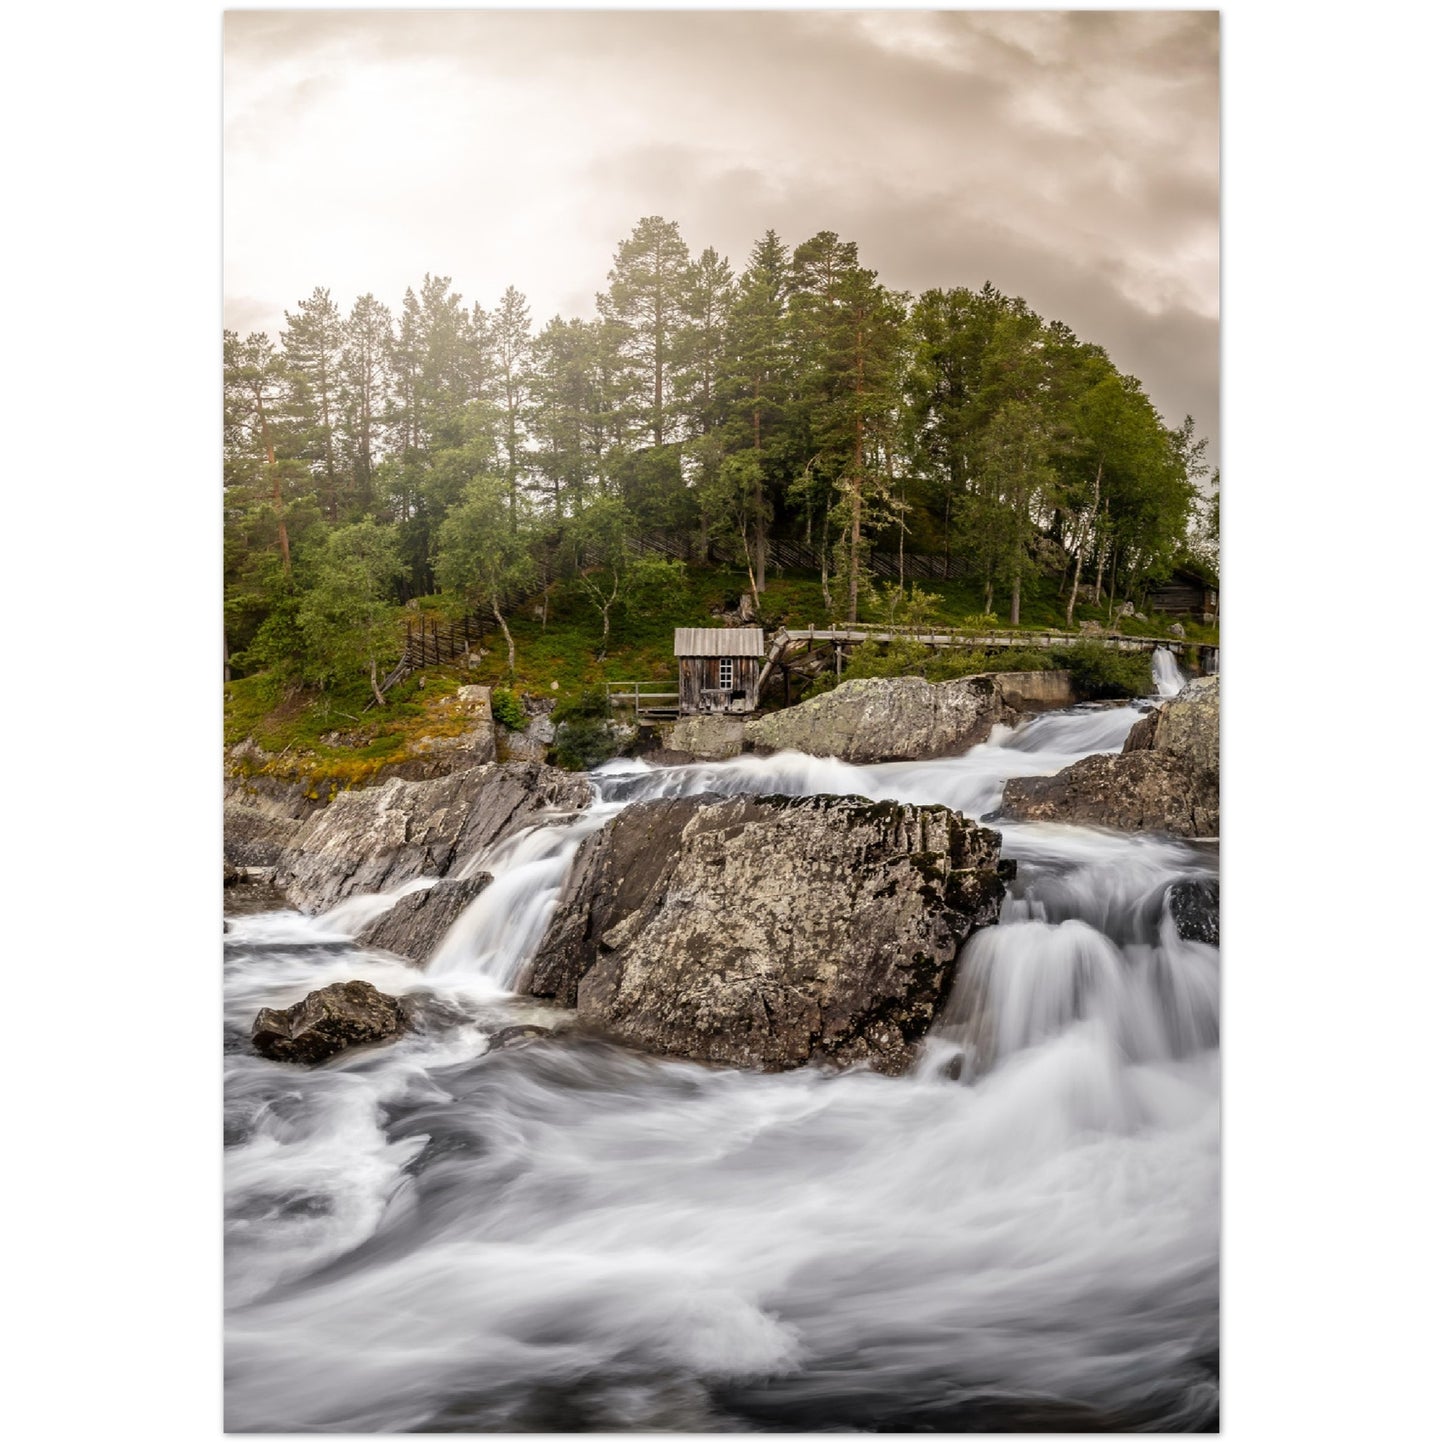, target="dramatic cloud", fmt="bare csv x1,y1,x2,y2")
224,9,1218,456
